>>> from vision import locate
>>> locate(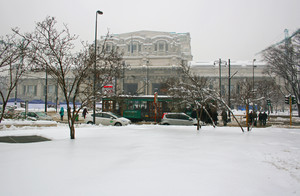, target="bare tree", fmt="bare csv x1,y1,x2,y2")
15,17,123,139
0,34,30,122
263,30,300,116
167,62,245,132
255,78,283,112
231,79,255,130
